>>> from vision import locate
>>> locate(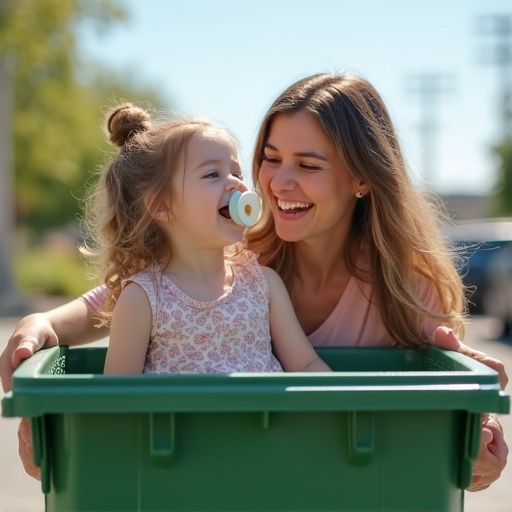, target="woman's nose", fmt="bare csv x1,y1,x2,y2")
269,166,295,192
